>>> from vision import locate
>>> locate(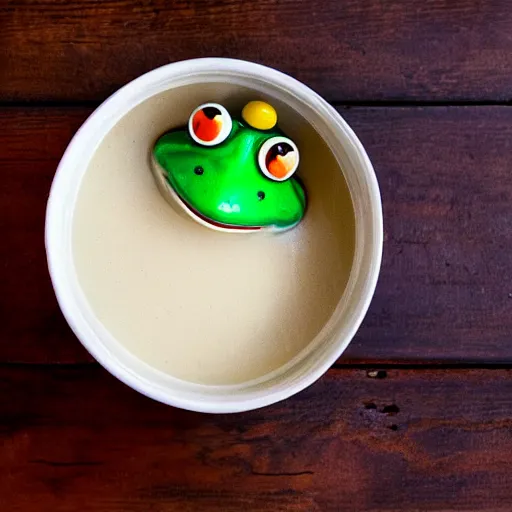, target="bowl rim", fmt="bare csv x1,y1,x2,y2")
45,58,383,413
